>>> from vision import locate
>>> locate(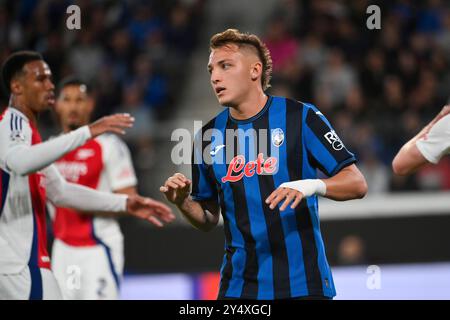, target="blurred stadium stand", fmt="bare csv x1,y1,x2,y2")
1,0,449,298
